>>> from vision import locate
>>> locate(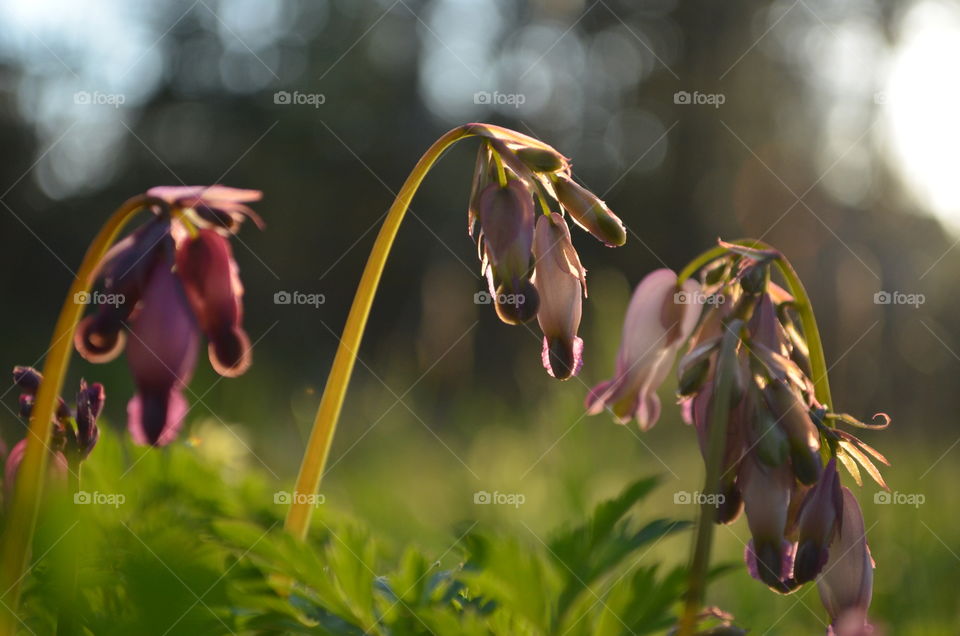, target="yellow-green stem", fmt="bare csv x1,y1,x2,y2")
284,126,478,540
0,194,152,634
